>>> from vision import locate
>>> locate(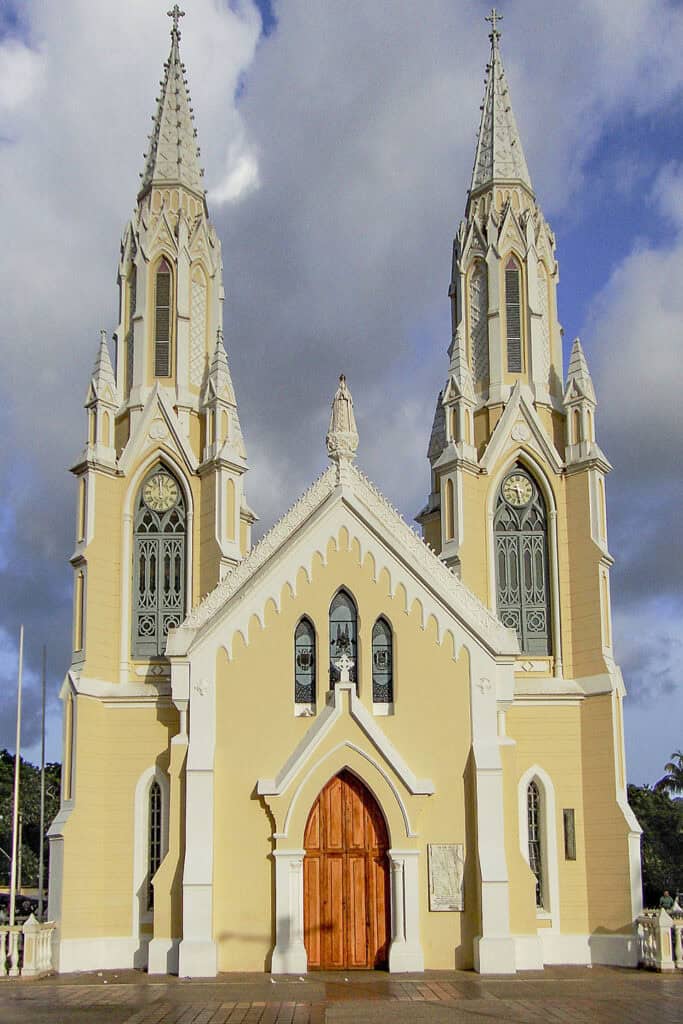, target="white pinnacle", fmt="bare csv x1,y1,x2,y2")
326,375,359,462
